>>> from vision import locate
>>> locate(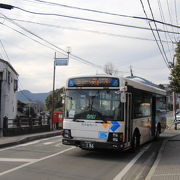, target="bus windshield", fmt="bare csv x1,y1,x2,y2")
65,89,122,121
